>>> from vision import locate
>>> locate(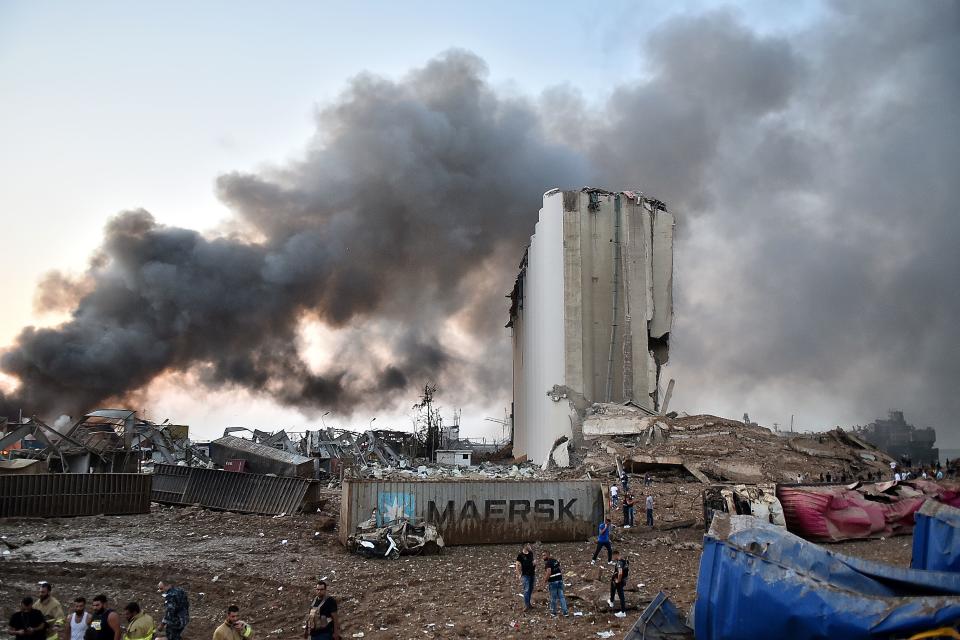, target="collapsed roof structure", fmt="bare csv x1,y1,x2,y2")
0,409,208,473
